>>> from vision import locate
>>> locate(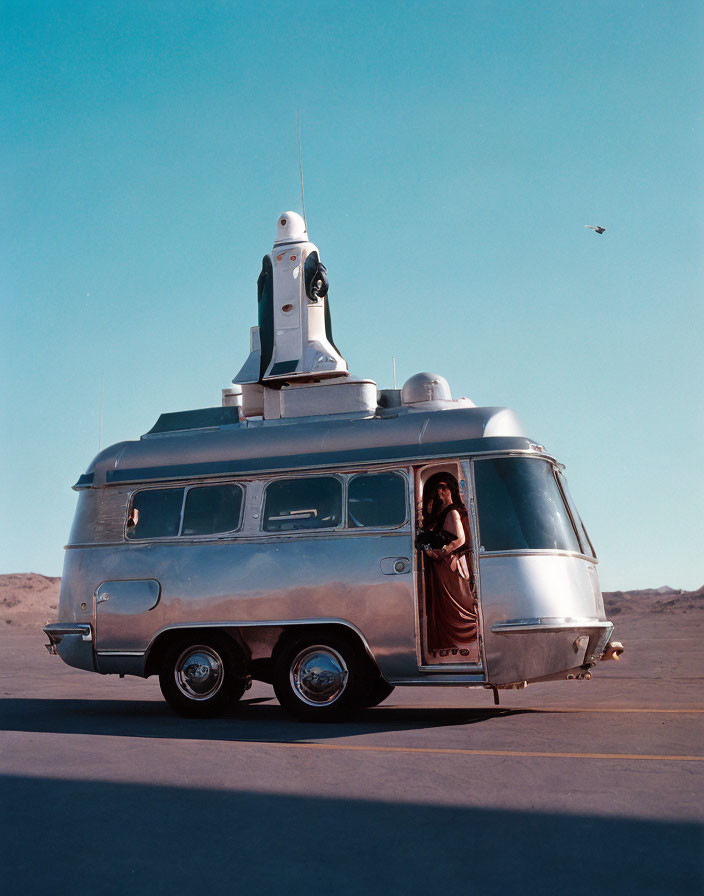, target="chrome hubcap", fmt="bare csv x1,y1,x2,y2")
174,645,224,701
290,645,349,706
